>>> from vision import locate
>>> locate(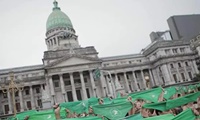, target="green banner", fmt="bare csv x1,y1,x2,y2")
143,92,200,111
28,109,55,120
14,110,38,120
129,87,162,103
172,108,195,120
60,100,89,114
164,87,177,100
166,91,200,110
92,102,132,120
